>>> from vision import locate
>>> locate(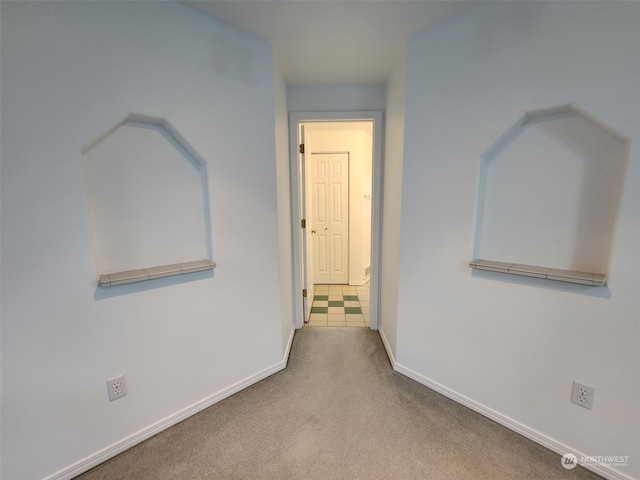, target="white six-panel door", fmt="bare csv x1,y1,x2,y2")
311,153,349,284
